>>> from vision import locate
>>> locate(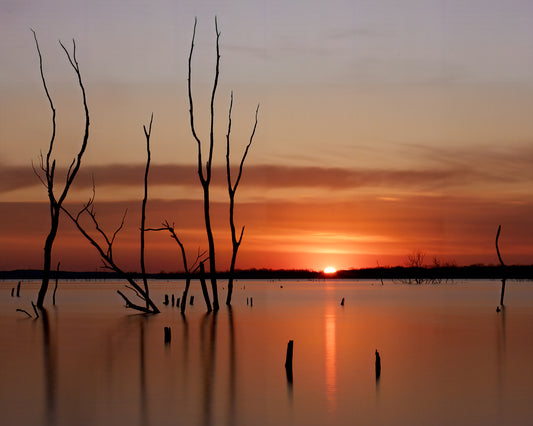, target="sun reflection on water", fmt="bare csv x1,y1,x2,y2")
325,305,337,413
